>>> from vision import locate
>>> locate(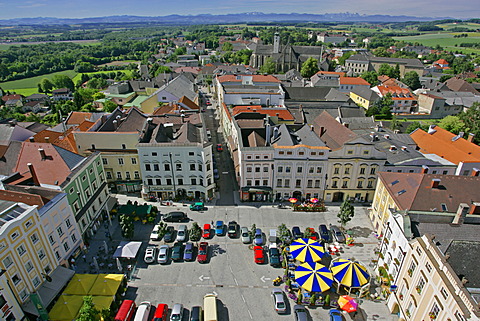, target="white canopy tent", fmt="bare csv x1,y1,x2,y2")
113,241,142,258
